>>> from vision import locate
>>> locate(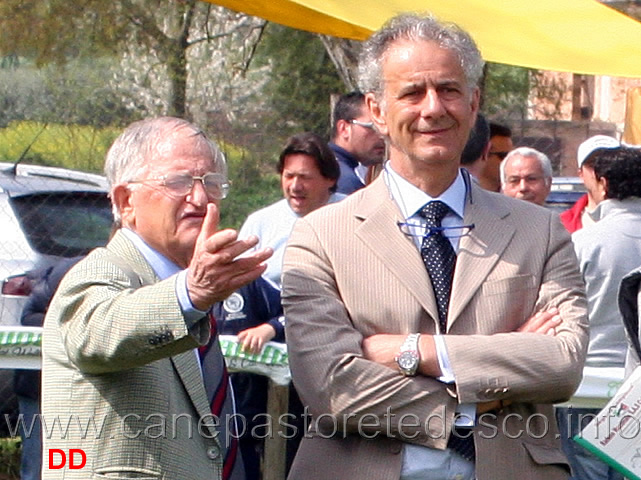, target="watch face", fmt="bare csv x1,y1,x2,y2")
398,351,418,370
